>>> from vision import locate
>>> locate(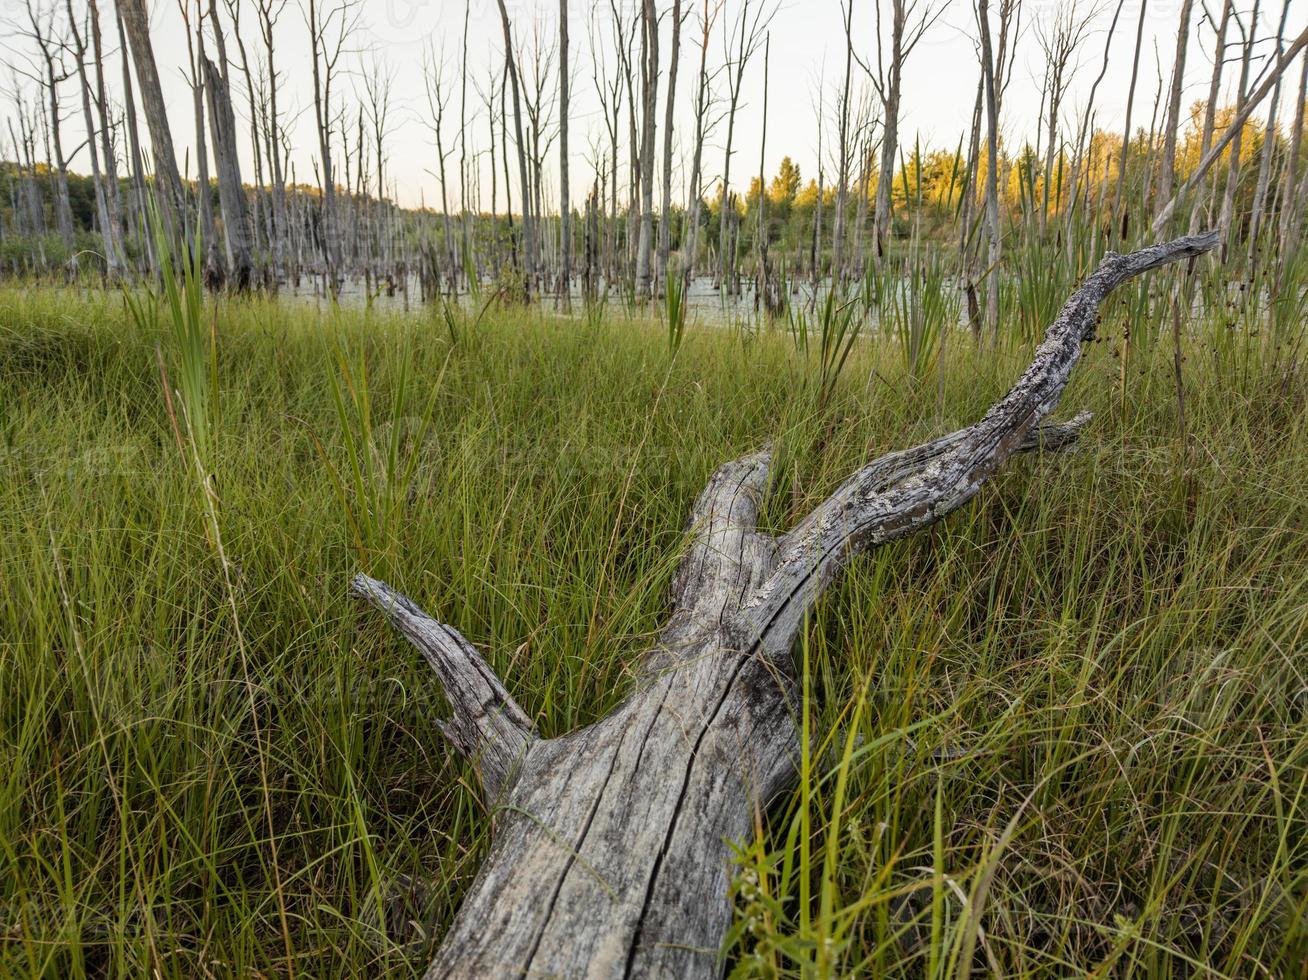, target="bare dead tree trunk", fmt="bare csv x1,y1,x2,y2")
1246,0,1292,266
306,0,355,294
682,0,718,282
112,2,152,267
480,64,500,239
1114,0,1148,239
558,0,571,307
423,45,459,296
977,0,1003,336
754,33,770,313
518,30,556,288
179,0,223,287
812,103,825,294
591,8,624,286
657,0,684,293
1212,2,1258,248
459,0,472,291
86,0,127,274
635,0,660,298
1035,2,1095,236
203,52,253,290
860,1,941,260
362,56,394,276
1277,49,1308,267
204,0,254,290
256,0,287,279
1064,0,1125,247
851,107,873,279
1153,0,1195,223
832,0,854,278
872,2,903,258
496,0,537,293
25,0,75,254
499,59,516,265
716,0,769,293
118,0,187,240
960,73,984,338
1188,0,1235,236
65,0,125,278
9,107,45,238
612,0,640,280
1199,0,1234,160
351,232,1217,980
1159,16,1308,237
220,0,266,271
